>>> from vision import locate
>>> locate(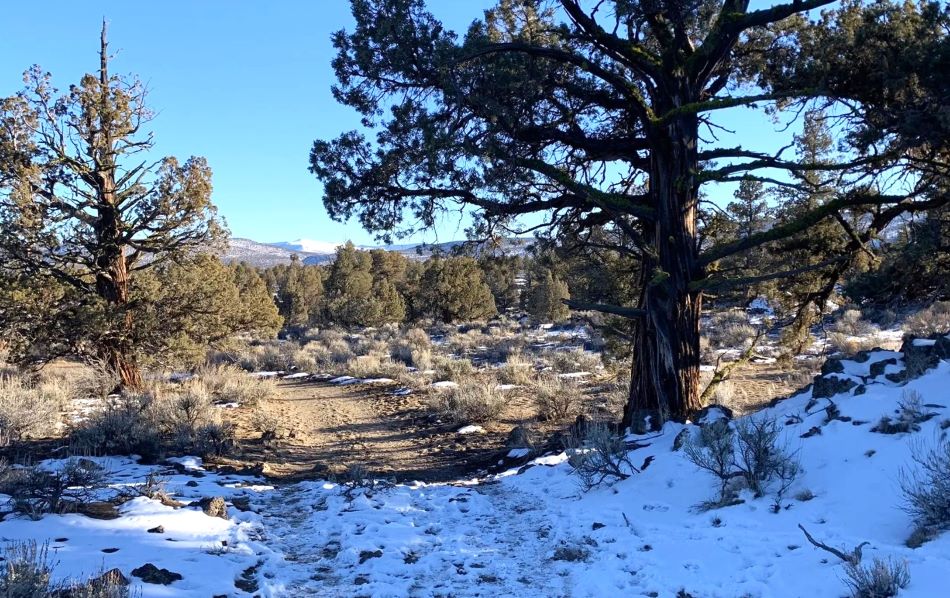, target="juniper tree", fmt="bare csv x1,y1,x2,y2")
311,0,950,424
0,24,221,386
